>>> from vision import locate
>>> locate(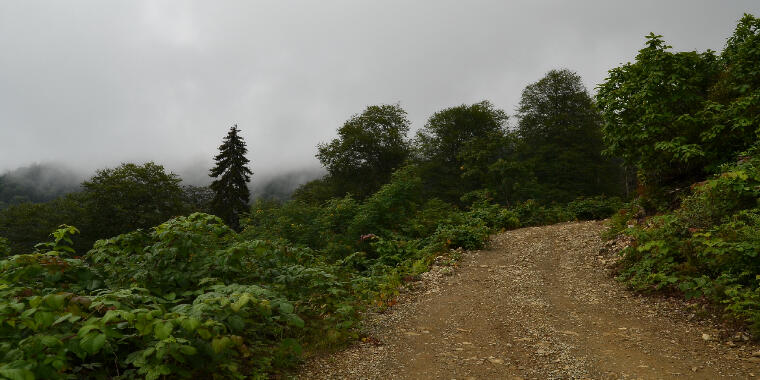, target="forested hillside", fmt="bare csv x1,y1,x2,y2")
0,164,81,210
0,13,758,380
